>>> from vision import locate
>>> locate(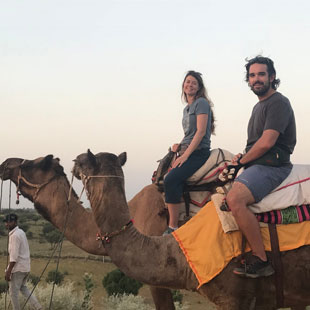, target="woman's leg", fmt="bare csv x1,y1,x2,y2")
164,149,209,229
167,203,182,228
